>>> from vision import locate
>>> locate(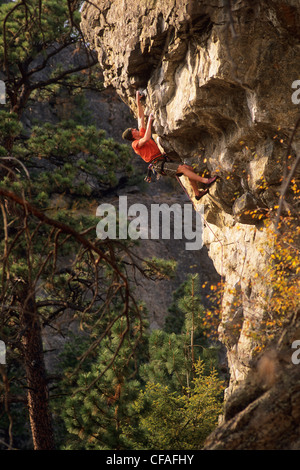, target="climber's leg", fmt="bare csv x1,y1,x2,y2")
152,160,216,200
177,164,217,185
187,177,202,198
189,179,209,200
